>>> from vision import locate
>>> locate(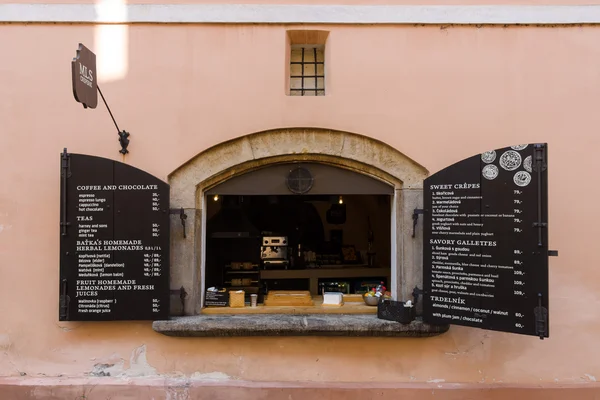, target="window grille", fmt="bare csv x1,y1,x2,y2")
290,47,325,96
